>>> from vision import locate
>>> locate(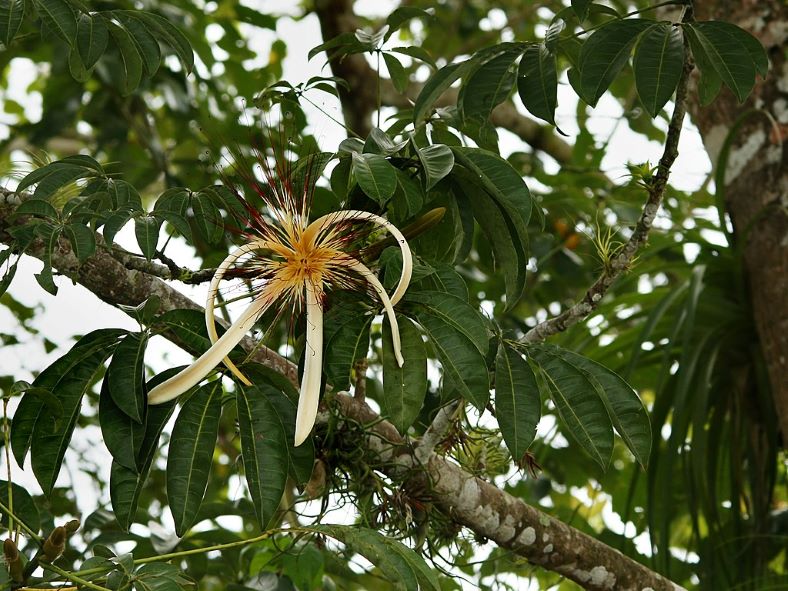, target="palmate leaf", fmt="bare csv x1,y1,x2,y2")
167,380,223,536
684,21,763,104
494,344,540,461
107,20,143,95
381,314,428,434
25,330,126,494
528,346,614,469
458,44,522,126
312,525,441,591
130,10,194,74
323,294,372,390
134,215,161,261
578,19,655,106
351,152,398,203
633,23,685,117
35,0,77,46
76,13,109,69
413,59,477,124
